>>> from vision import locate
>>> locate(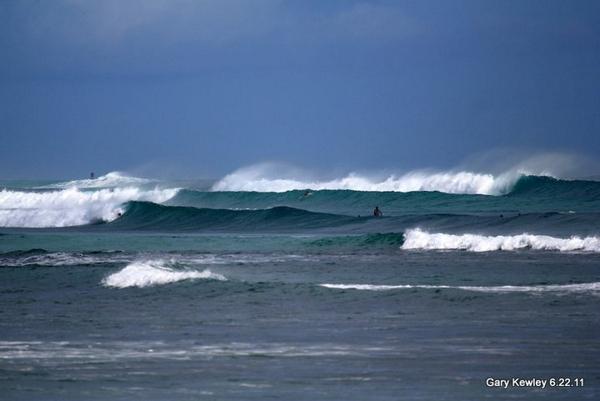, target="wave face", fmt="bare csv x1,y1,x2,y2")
320,282,600,294
402,229,600,252
109,202,359,231
212,165,521,195
102,260,227,288
508,175,600,197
